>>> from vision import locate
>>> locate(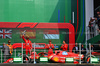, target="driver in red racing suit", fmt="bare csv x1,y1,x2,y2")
46,40,54,55
60,40,68,51
22,35,32,55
